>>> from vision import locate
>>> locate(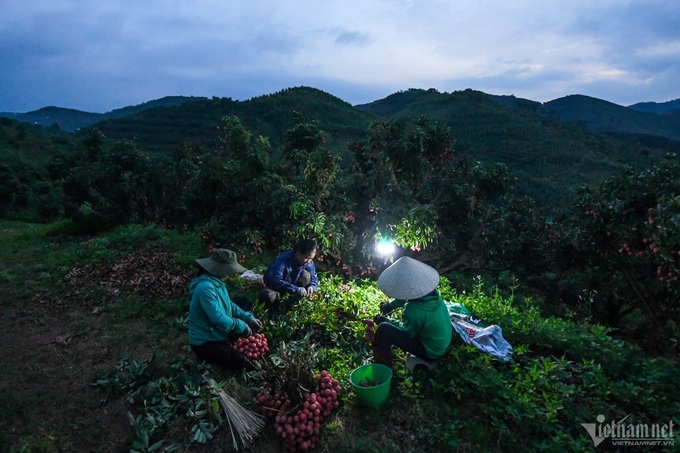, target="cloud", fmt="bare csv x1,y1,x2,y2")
1,0,679,112
334,30,370,46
